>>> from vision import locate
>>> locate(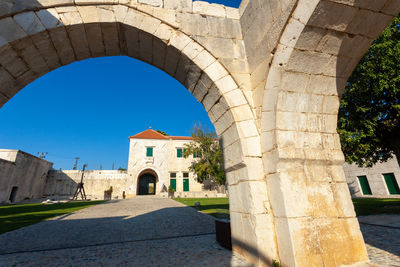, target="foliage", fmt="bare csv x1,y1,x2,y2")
0,201,105,234
156,129,168,136
338,15,400,167
272,260,281,267
174,198,229,219
168,185,175,193
117,167,127,171
183,125,226,185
